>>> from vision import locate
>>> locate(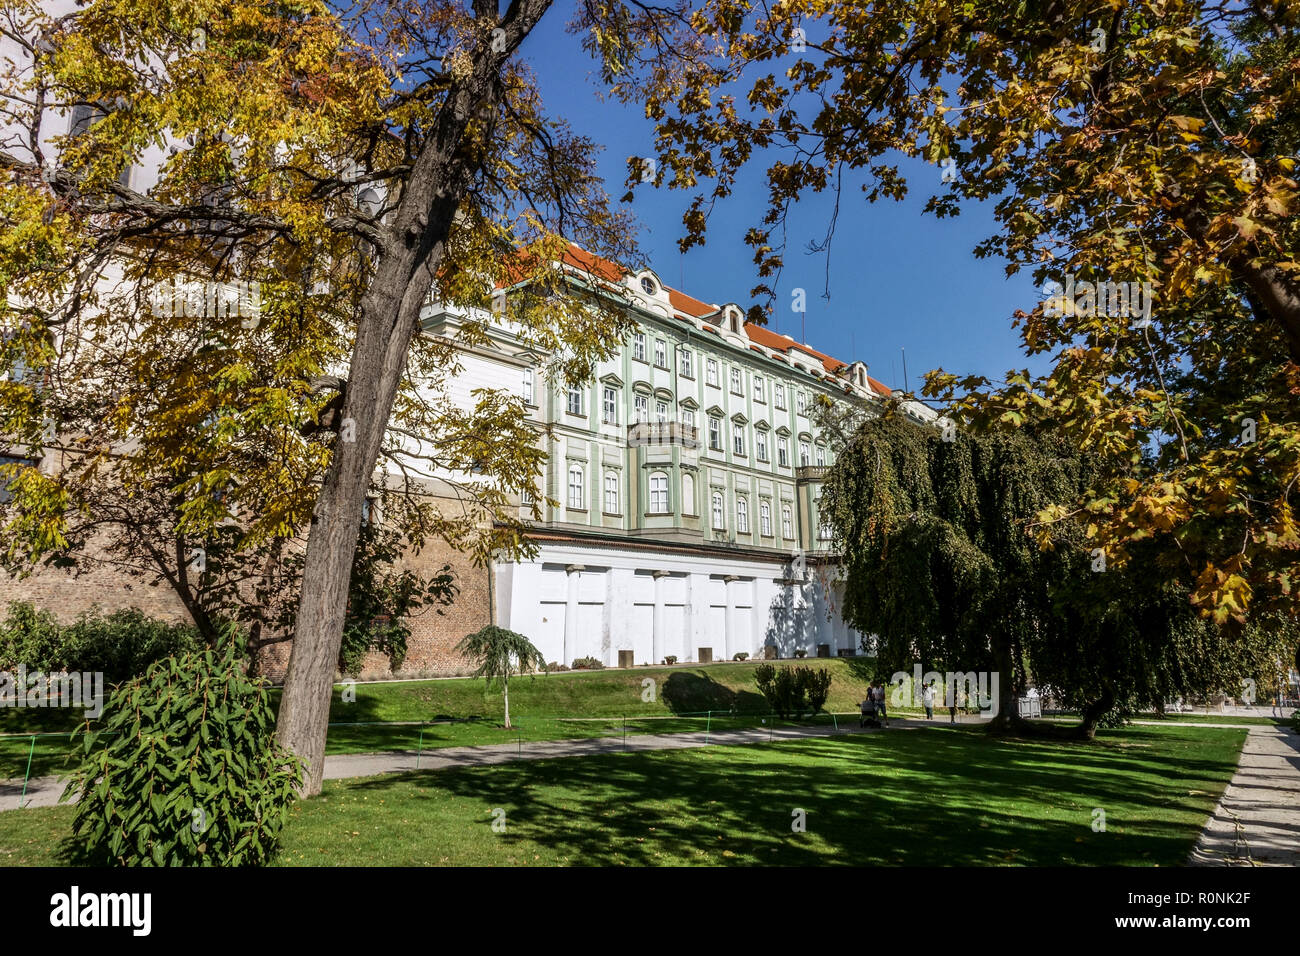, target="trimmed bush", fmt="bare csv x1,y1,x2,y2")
753,664,833,718
62,632,301,866
571,656,604,670
662,655,678,665
733,652,749,661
